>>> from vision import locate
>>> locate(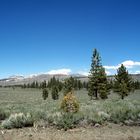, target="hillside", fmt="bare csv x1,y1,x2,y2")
0,74,140,86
